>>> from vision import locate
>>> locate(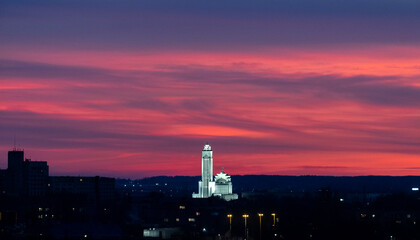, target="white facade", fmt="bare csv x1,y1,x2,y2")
192,144,238,201
213,171,238,201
